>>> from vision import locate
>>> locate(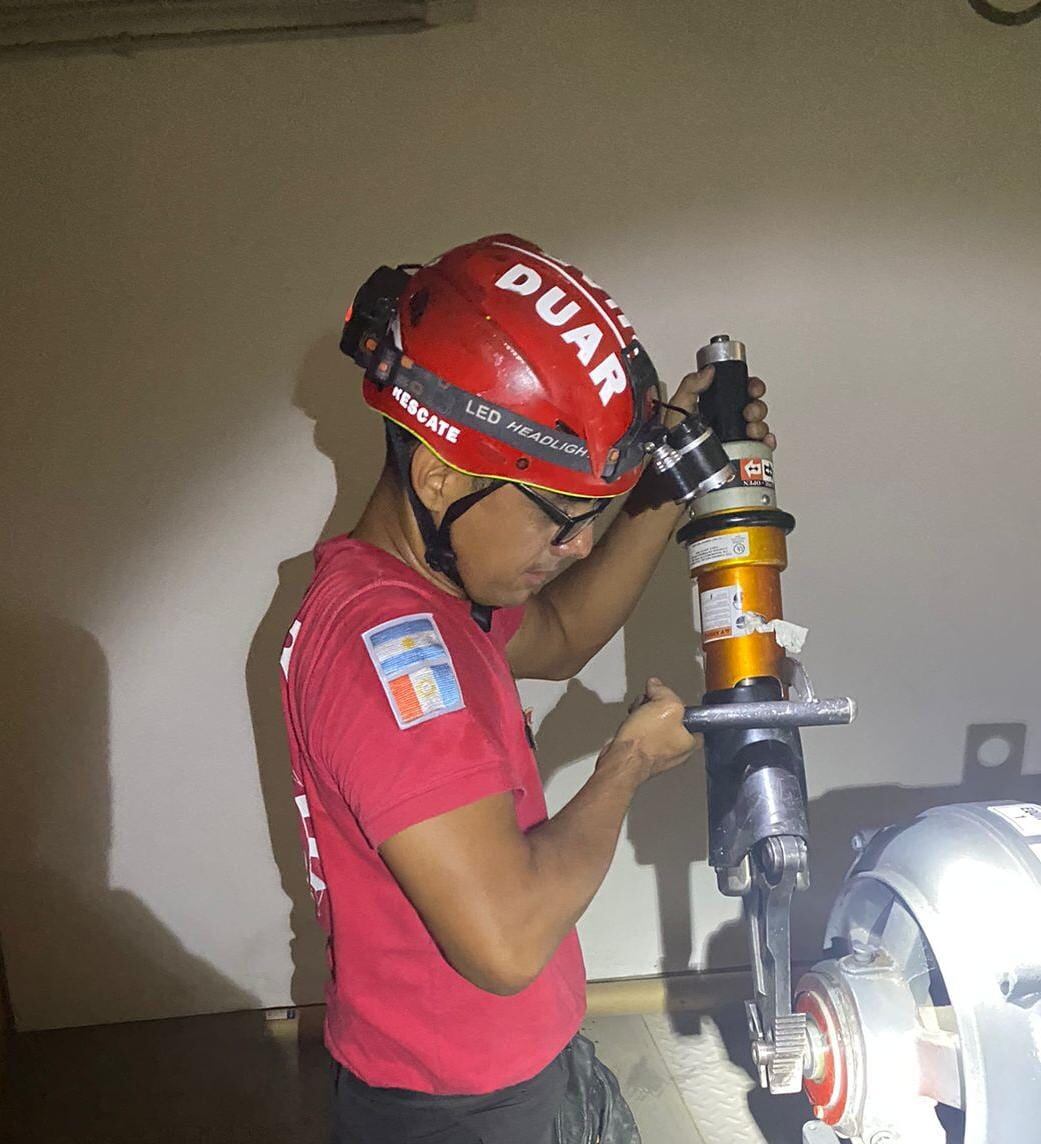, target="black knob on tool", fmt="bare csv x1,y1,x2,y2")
696,334,749,443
